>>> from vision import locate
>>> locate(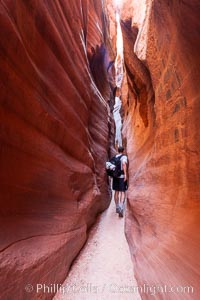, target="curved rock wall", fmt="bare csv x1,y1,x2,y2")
121,0,200,299
0,1,113,299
